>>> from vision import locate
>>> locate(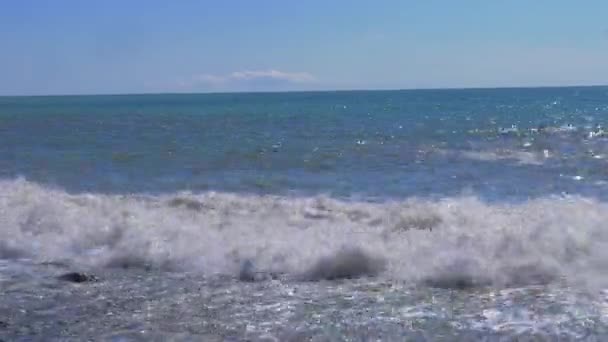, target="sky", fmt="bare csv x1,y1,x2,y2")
1,0,608,95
